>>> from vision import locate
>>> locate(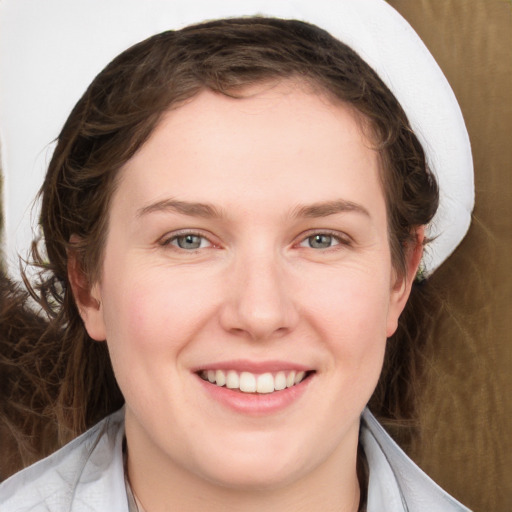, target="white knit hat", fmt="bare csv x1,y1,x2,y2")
0,0,473,275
